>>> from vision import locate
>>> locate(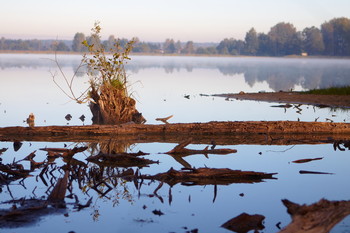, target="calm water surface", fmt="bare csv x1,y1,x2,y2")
1,54,350,126
1,54,350,233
